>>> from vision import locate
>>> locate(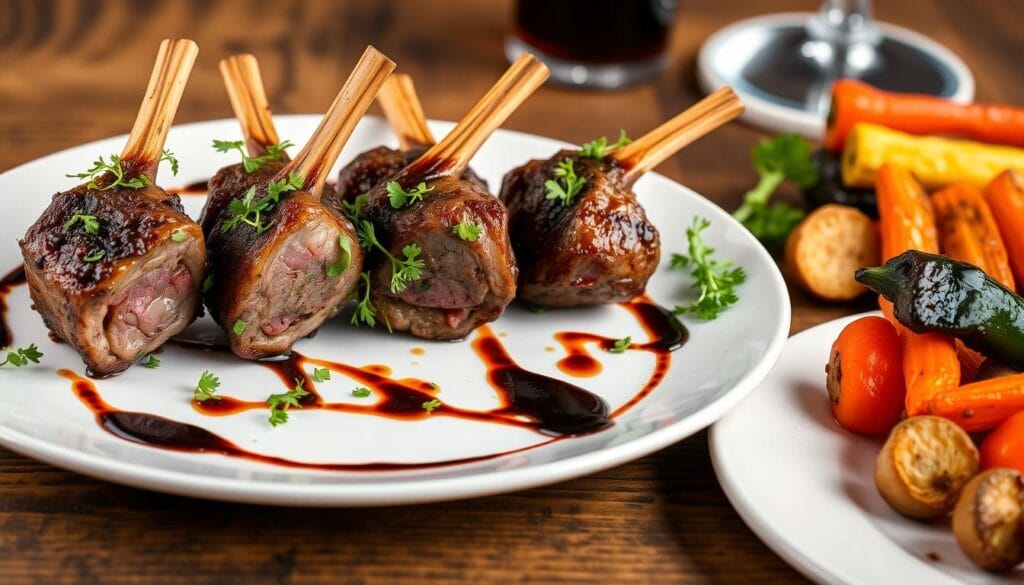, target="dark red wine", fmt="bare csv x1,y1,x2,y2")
514,0,676,64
